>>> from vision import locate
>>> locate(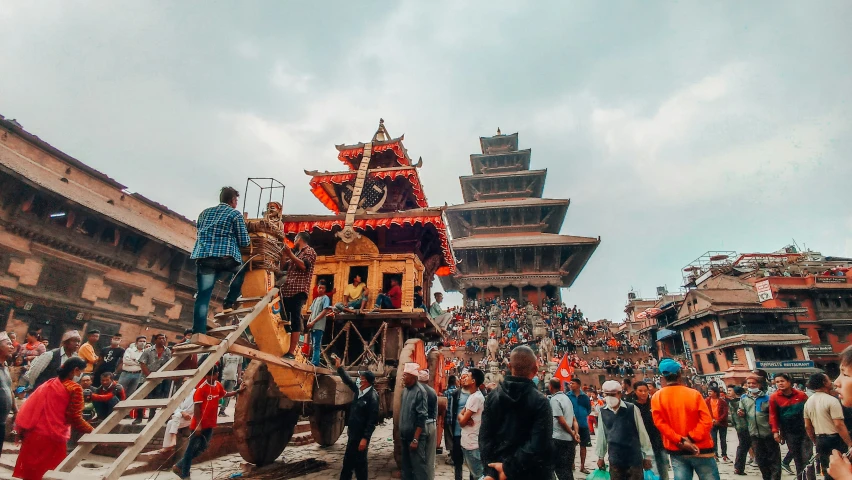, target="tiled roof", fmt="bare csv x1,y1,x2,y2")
452,233,599,249
0,116,197,252
446,198,569,210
